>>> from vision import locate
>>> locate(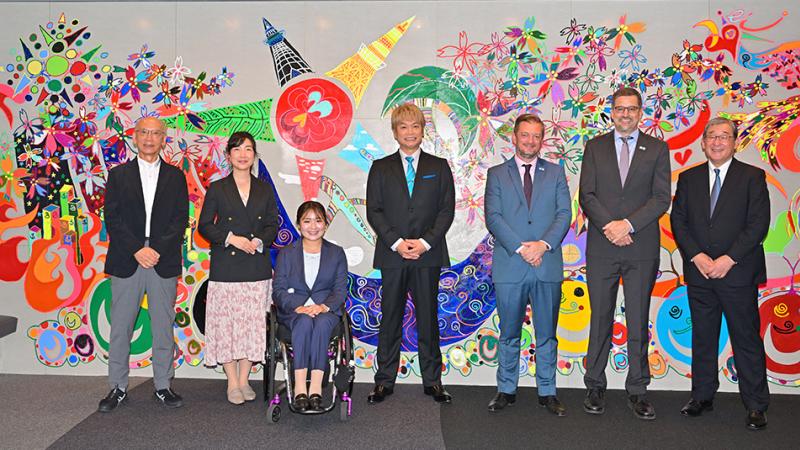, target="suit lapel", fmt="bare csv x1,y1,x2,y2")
309,241,326,292
411,151,432,203
294,242,311,291
505,157,527,210
624,133,647,189
698,164,712,222
530,158,547,214
152,158,171,209
130,159,146,213
600,133,624,192
387,152,411,199
711,158,738,222
244,175,260,219
221,175,249,218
